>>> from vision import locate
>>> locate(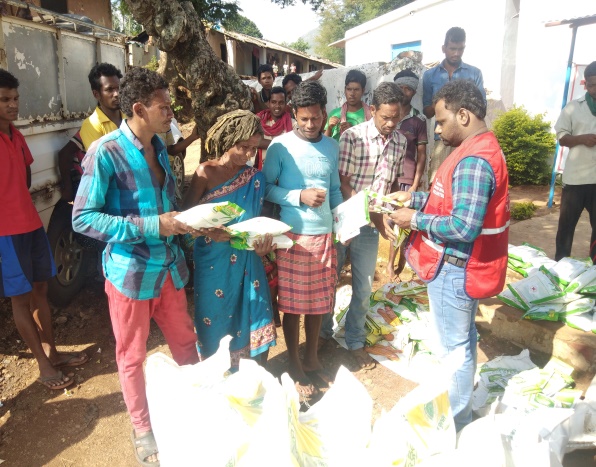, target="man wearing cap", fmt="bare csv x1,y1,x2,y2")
386,69,428,281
